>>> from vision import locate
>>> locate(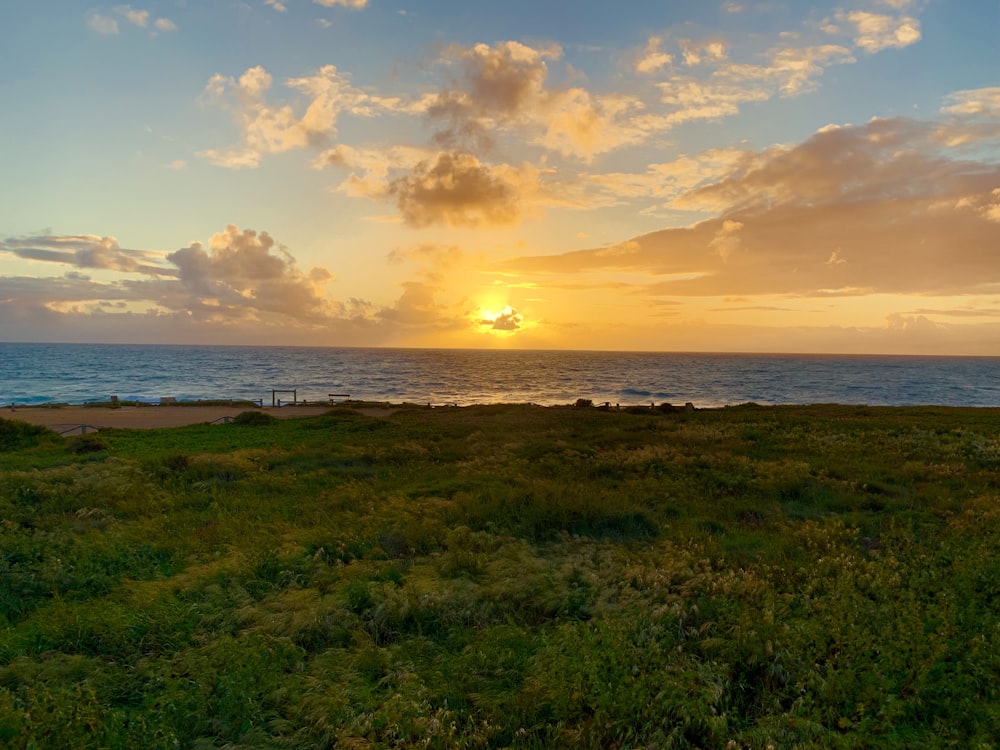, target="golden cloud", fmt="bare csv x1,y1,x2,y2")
839,11,921,53
198,65,380,168
504,117,1000,298
635,36,673,74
